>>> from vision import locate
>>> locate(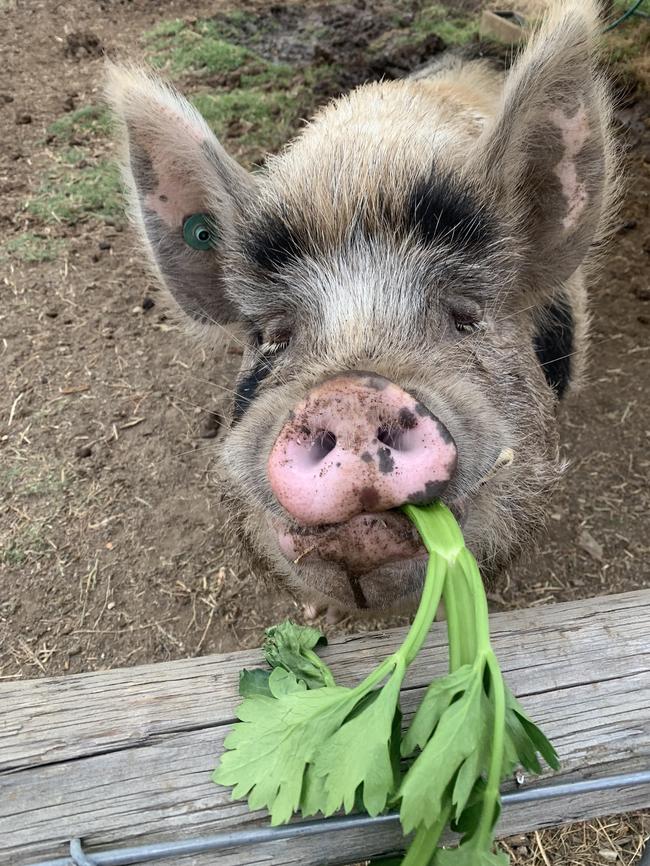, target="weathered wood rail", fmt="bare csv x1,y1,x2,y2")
1,590,649,866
